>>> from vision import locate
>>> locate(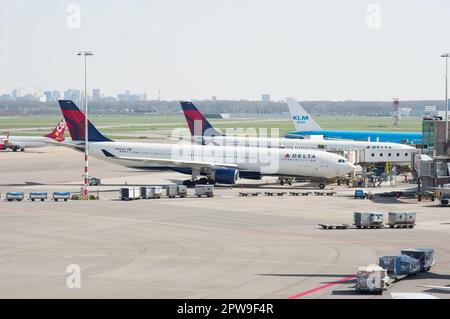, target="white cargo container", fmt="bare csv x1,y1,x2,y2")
177,185,187,198
166,185,179,198
355,264,389,294
141,186,163,199
120,187,140,200
354,212,384,228
387,212,416,228
195,185,214,198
